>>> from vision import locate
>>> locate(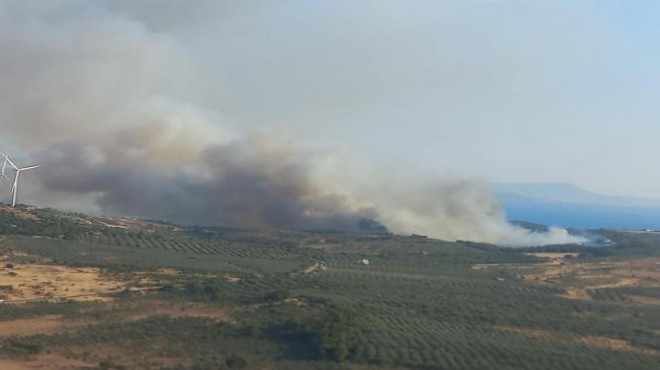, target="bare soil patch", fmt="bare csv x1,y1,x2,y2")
628,294,660,306
156,268,180,275
563,287,592,300
60,340,186,369
0,263,125,304
526,253,579,265
495,326,656,354
0,315,65,337
481,257,660,302
0,339,188,369
126,301,234,322
0,206,39,221
0,353,94,370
